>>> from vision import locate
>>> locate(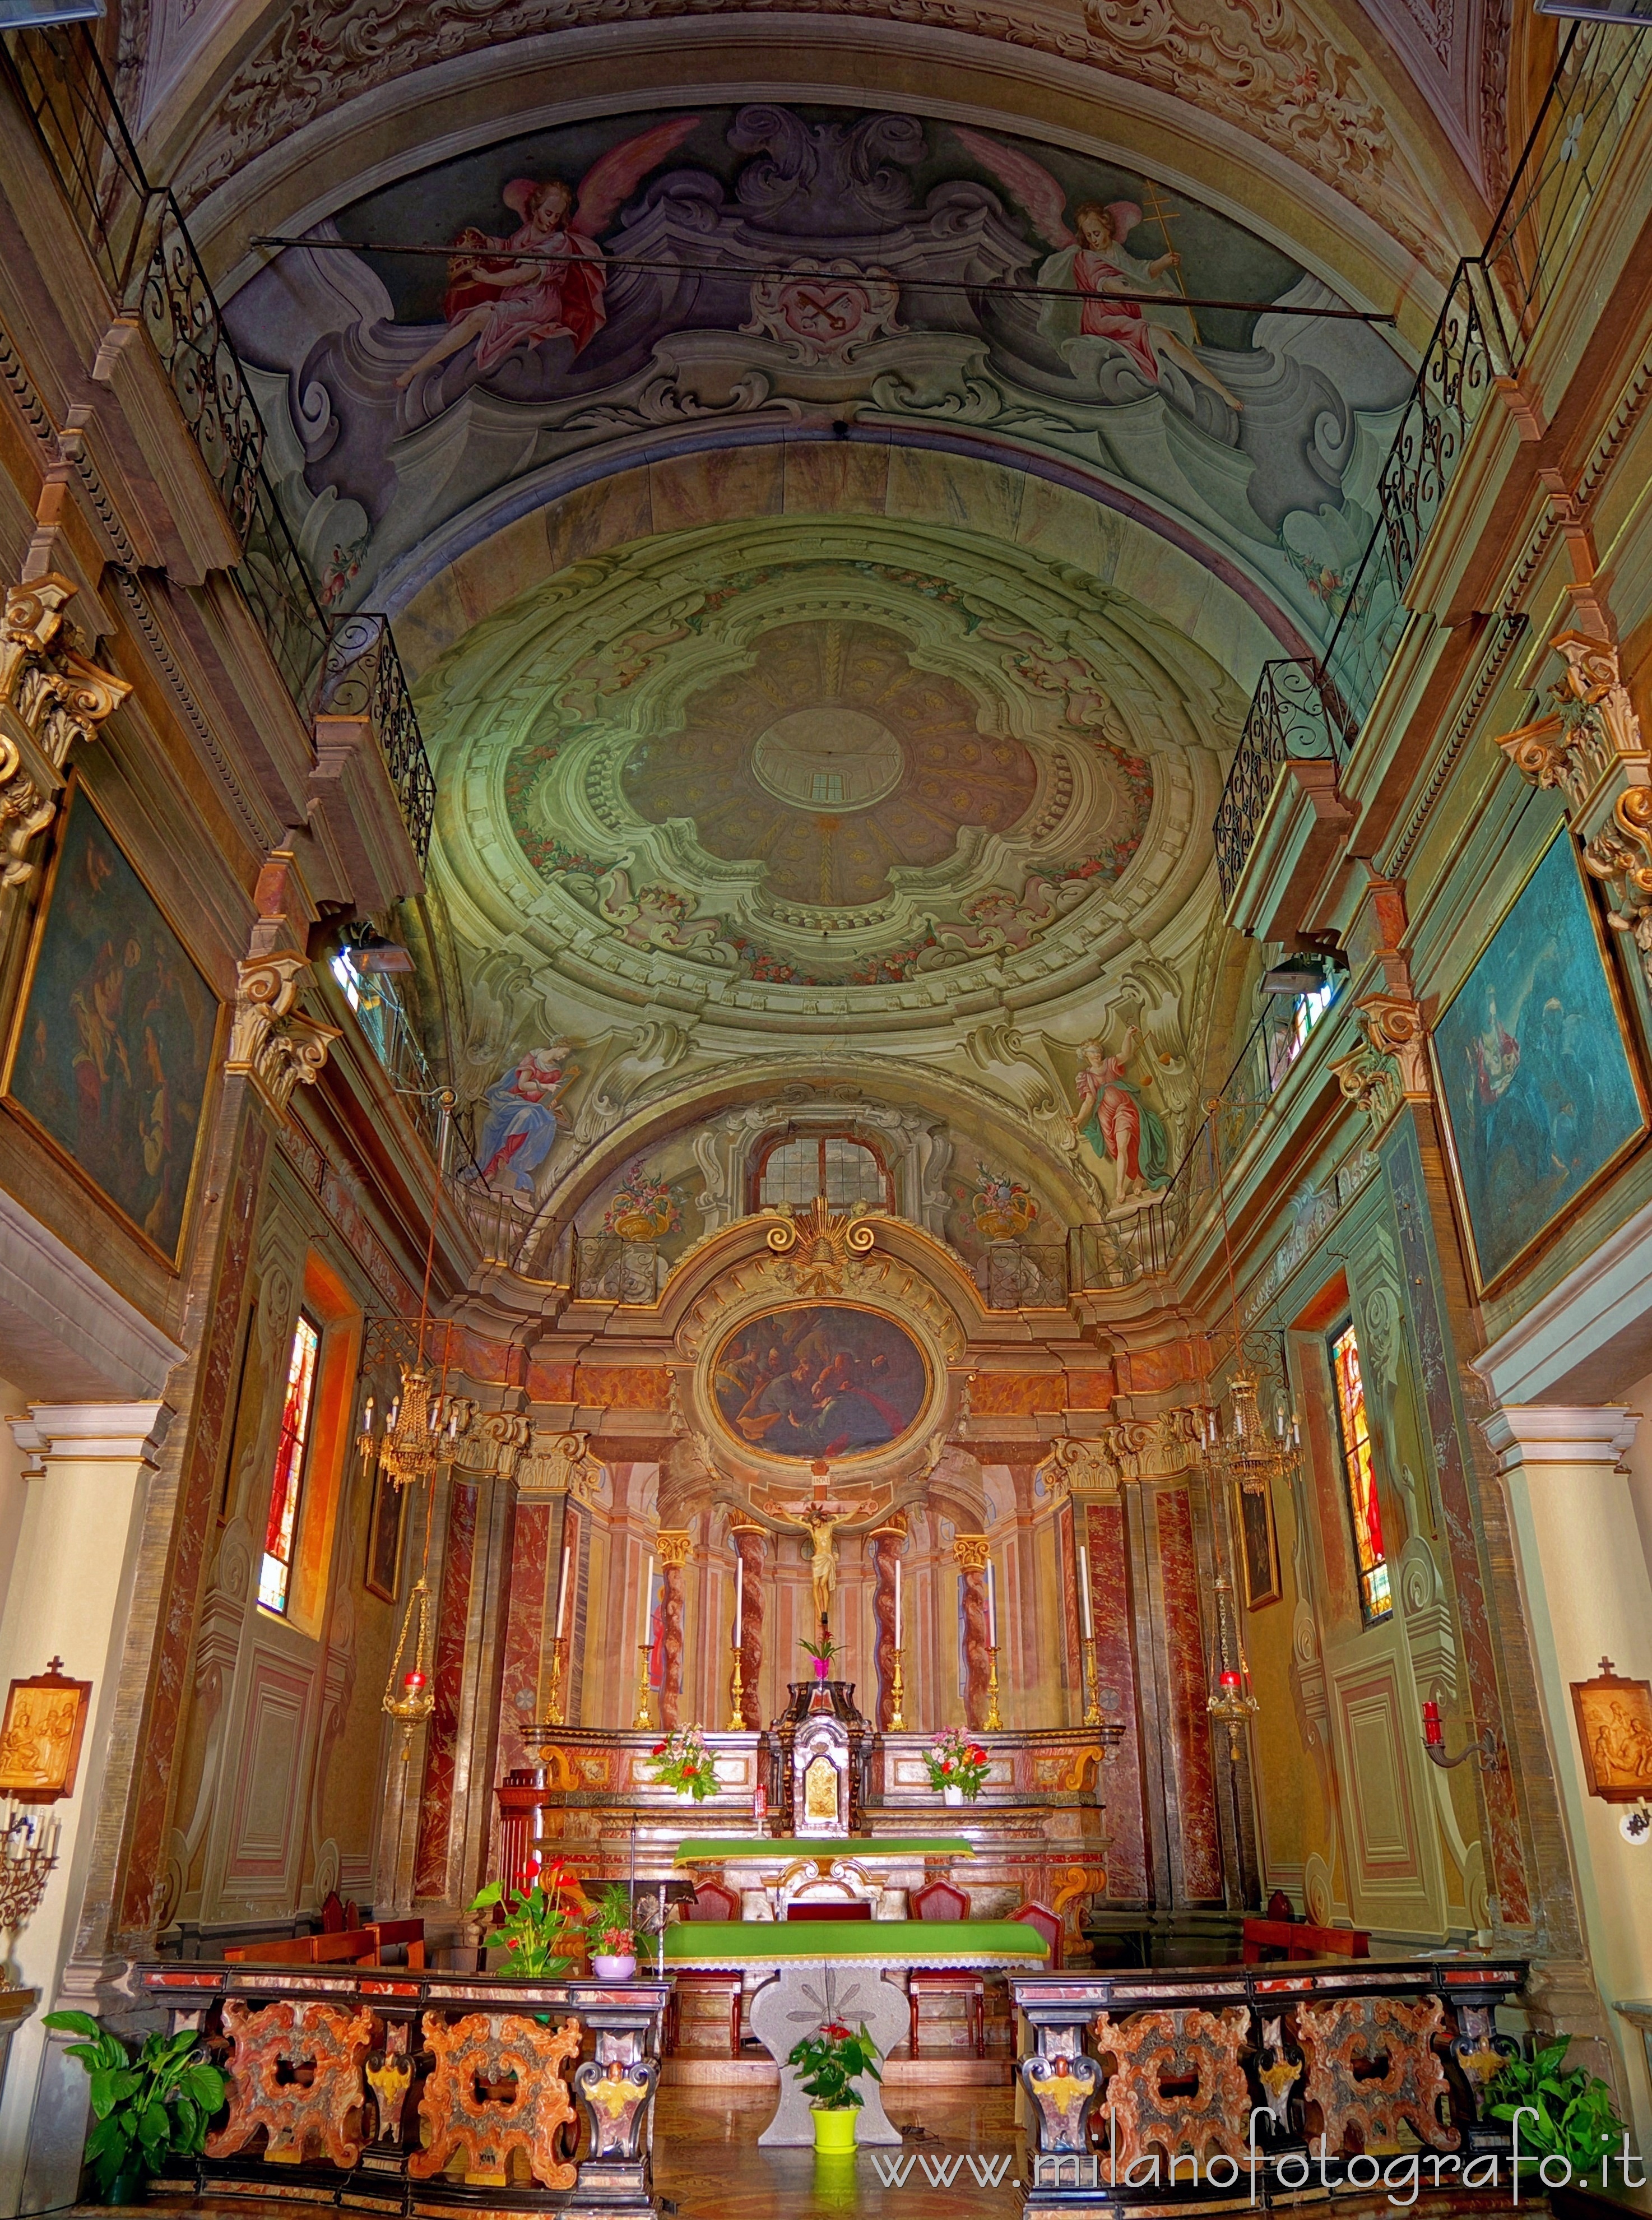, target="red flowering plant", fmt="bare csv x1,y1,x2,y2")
647,1723,720,1801
471,1854,583,1976
923,1726,991,1800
